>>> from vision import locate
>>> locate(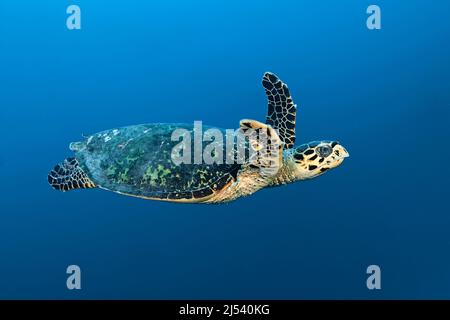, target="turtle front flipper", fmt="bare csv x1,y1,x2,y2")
239,119,283,178
262,72,297,149
48,158,96,192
